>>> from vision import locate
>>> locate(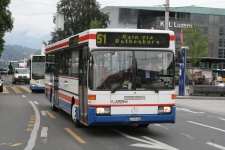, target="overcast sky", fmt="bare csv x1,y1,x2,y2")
4,0,225,49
